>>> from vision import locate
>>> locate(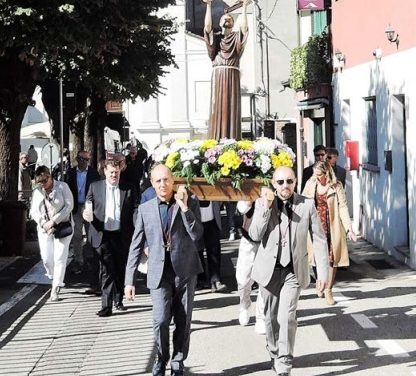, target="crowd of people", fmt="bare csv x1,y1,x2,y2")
22,140,355,376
